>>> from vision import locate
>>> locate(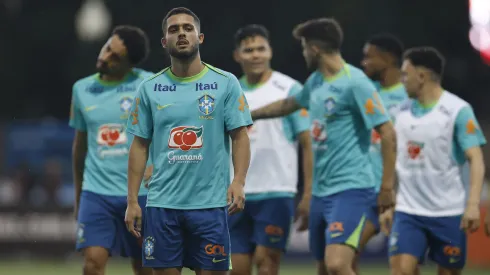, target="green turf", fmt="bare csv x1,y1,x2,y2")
1,261,489,275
